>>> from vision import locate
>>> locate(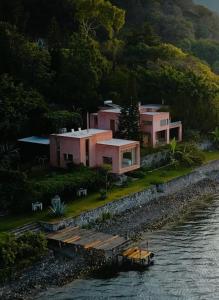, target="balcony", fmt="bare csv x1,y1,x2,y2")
155,139,167,146
169,121,182,128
